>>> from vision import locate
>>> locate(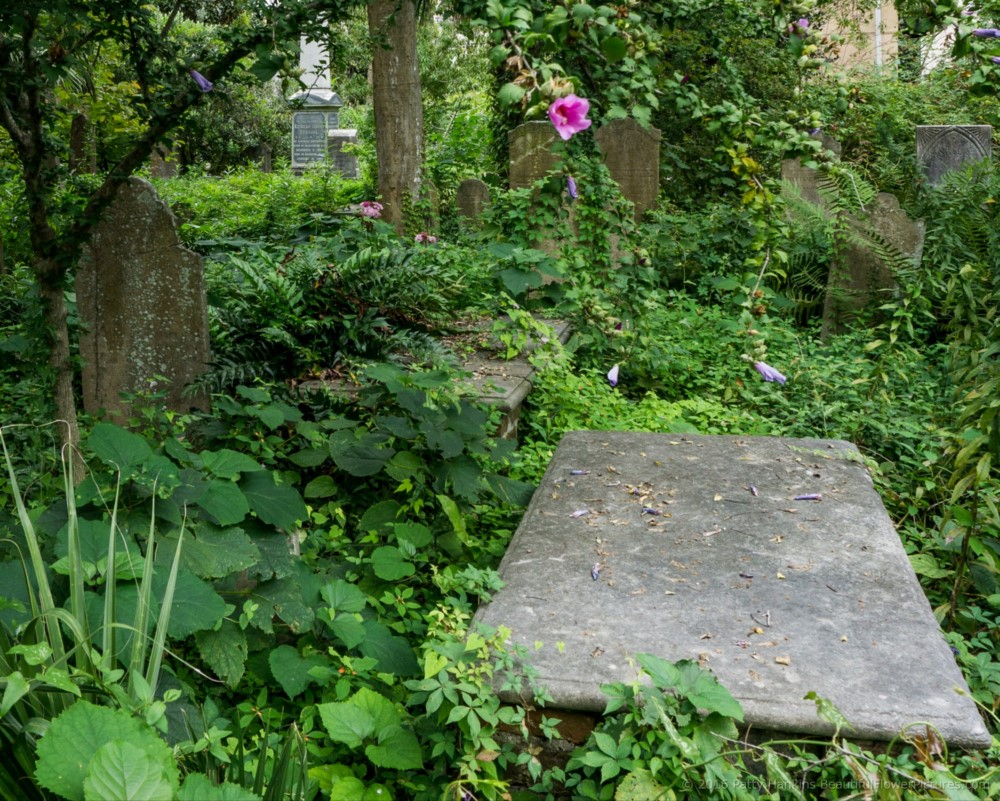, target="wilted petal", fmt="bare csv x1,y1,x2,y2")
548,94,592,140
753,361,787,385
571,509,590,518
567,175,578,200
973,28,1000,37
794,493,822,501
591,563,601,580
190,69,213,92
607,364,620,387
